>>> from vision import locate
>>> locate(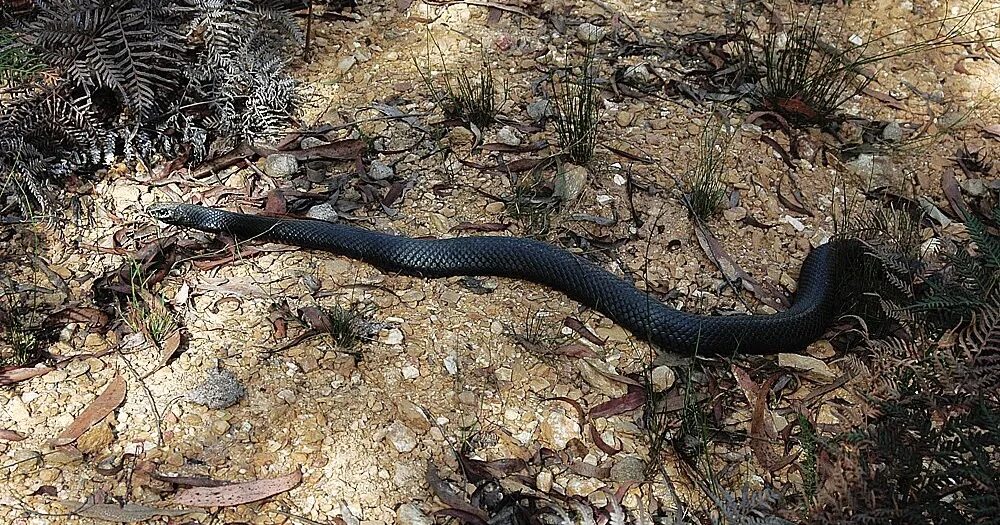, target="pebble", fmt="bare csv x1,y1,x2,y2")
538,410,581,450
651,366,676,392
41,370,69,384
536,470,553,492
566,476,605,497
369,160,394,180
497,126,521,146
38,468,61,483
187,368,247,409
576,22,607,44
383,329,405,346
527,99,552,120
960,178,986,197
337,55,357,73
616,110,634,128
395,400,431,434
385,421,418,453
263,154,299,177
443,355,458,375
610,455,646,482
6,396,30,421
554,164,588,202
277,388,297,404
396,504,432,525
300,137,329,149
881,122,903,142
484,202,505,214
400,365,419,379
